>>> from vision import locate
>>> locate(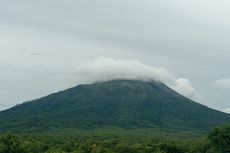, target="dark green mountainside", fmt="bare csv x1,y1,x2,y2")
0,80,230,132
